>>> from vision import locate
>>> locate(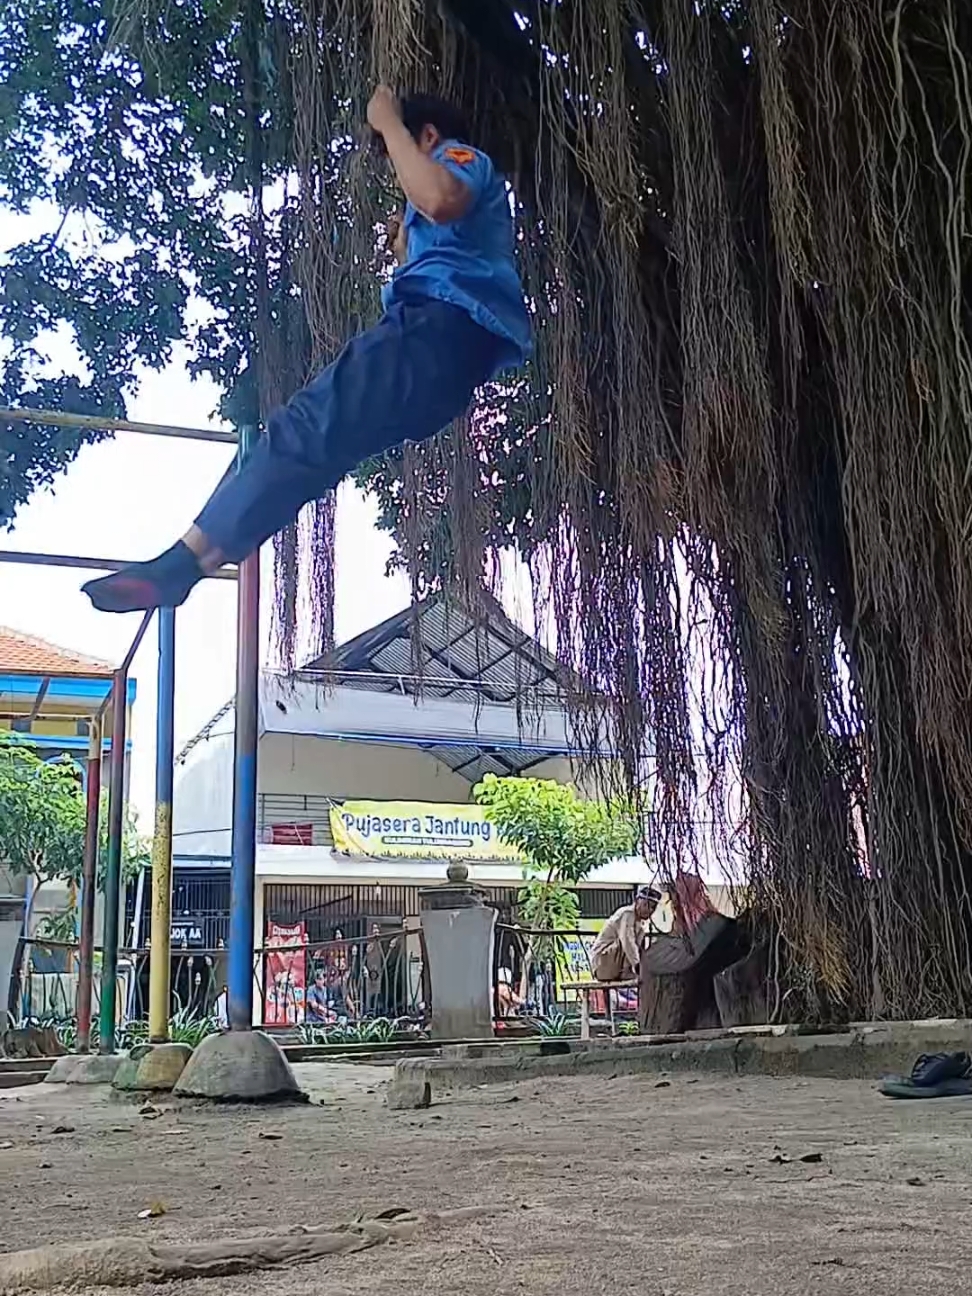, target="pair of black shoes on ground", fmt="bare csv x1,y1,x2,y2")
879,1051,972,1099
